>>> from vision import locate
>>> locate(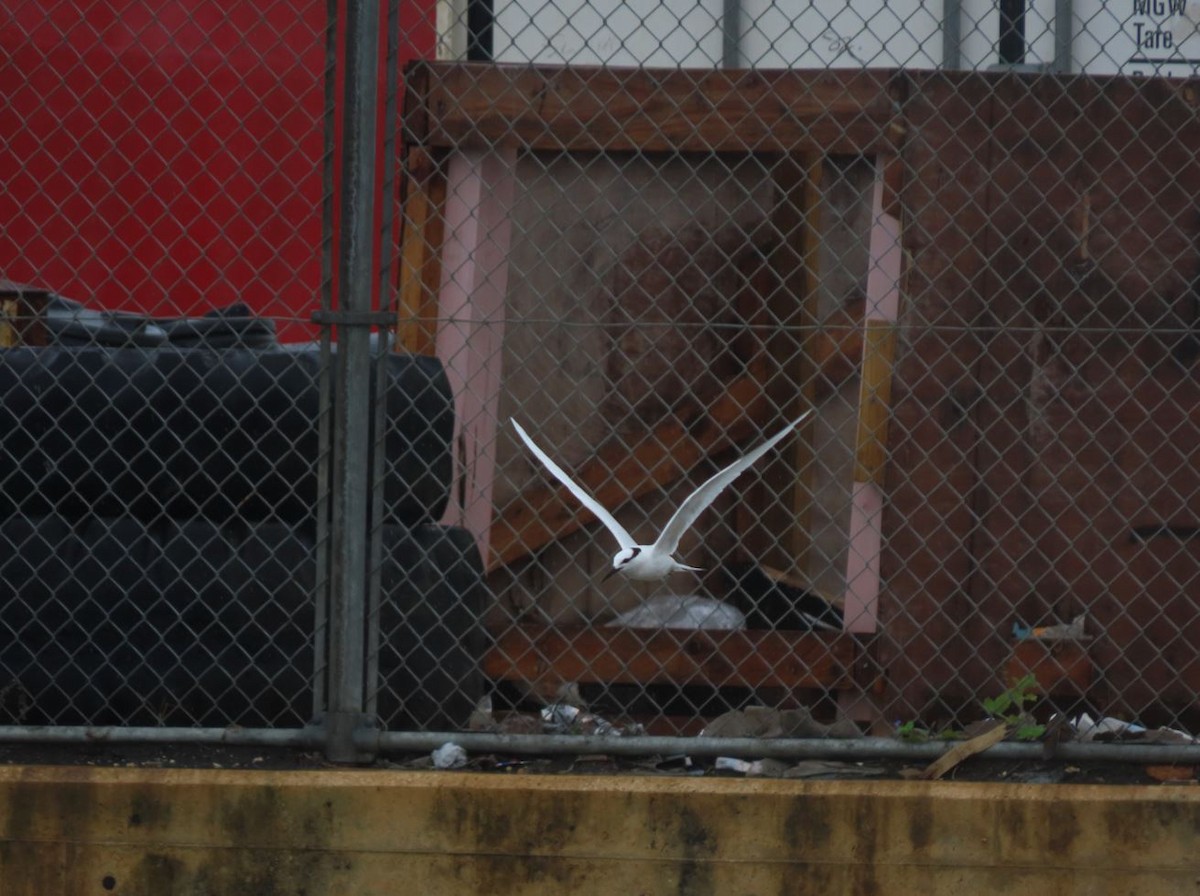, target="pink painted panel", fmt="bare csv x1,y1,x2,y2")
435,148,518,560
843,156,902,634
